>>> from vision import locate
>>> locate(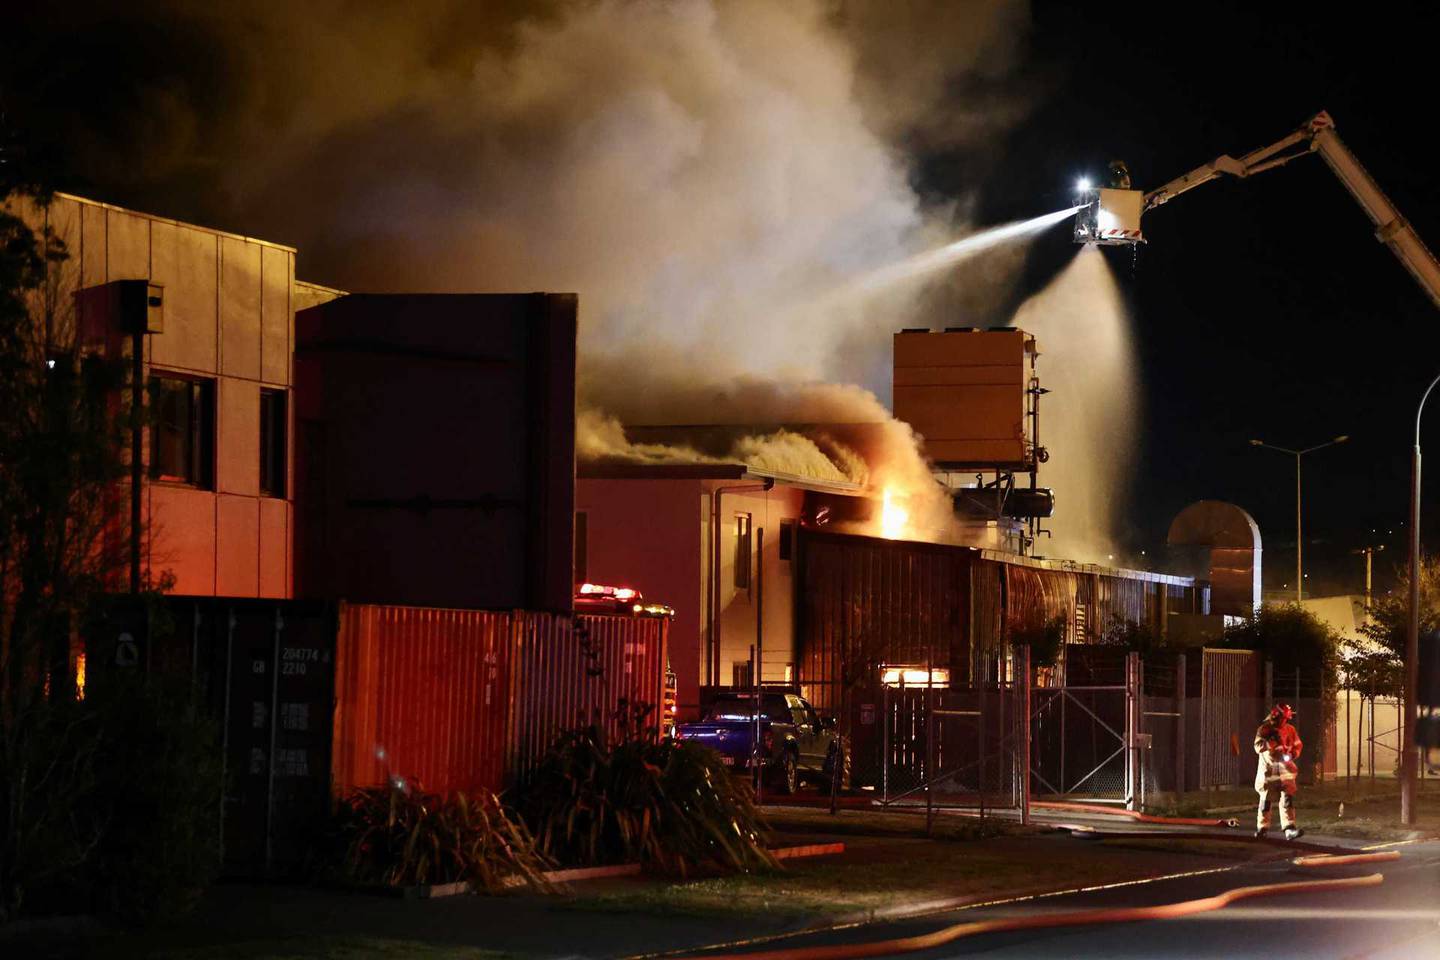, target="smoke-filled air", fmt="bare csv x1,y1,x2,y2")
45,0,1136,553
